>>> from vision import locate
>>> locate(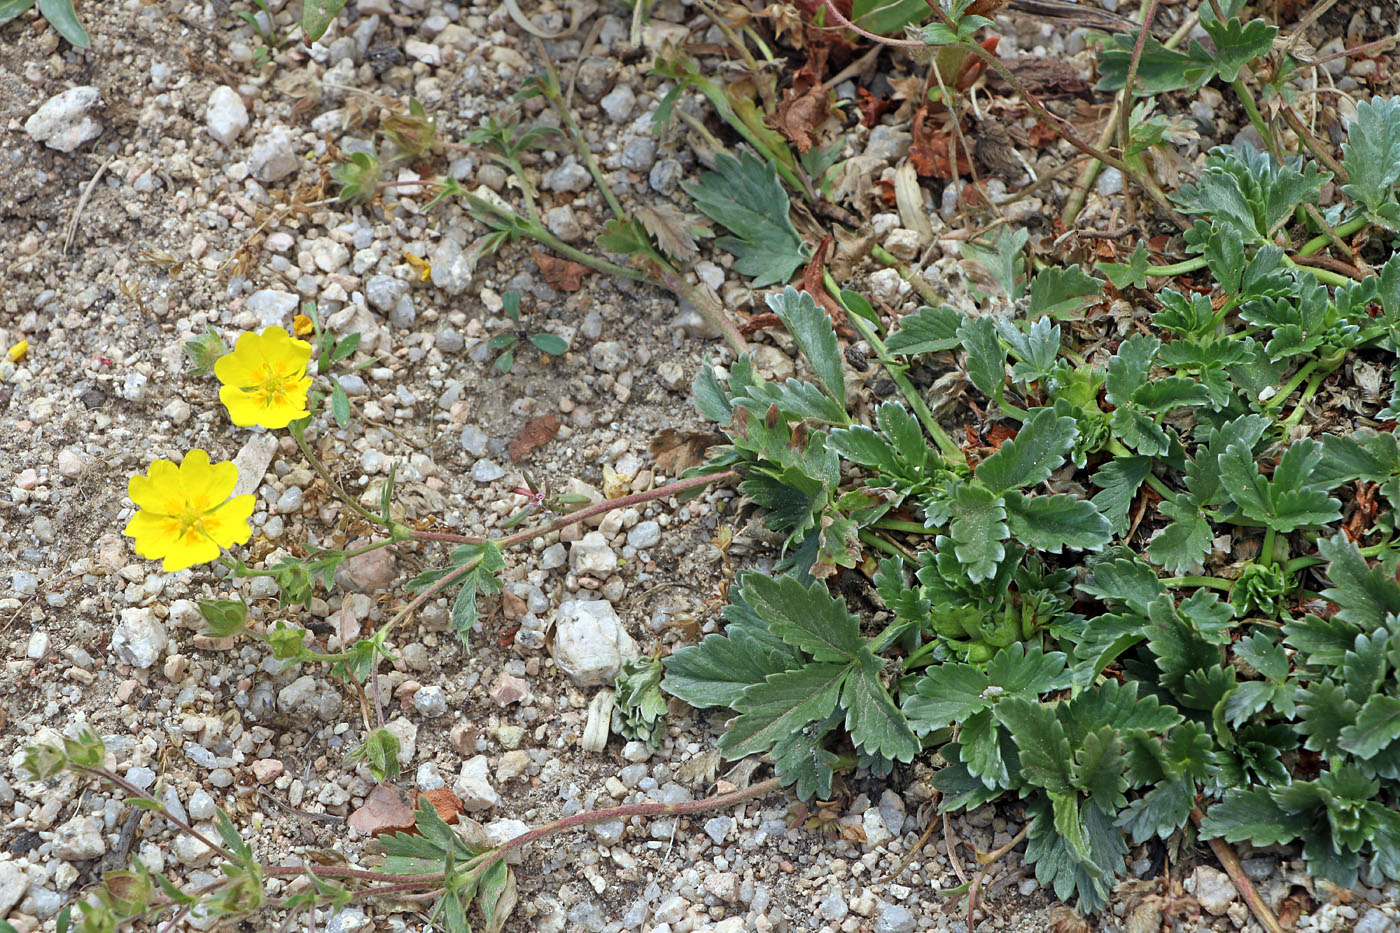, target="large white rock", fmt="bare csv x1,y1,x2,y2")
112,607,167,669
25,86,103,152
52,815,106,861
550,600,637,686
249,126,300,182
453,755,500,811
206,86,248,145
